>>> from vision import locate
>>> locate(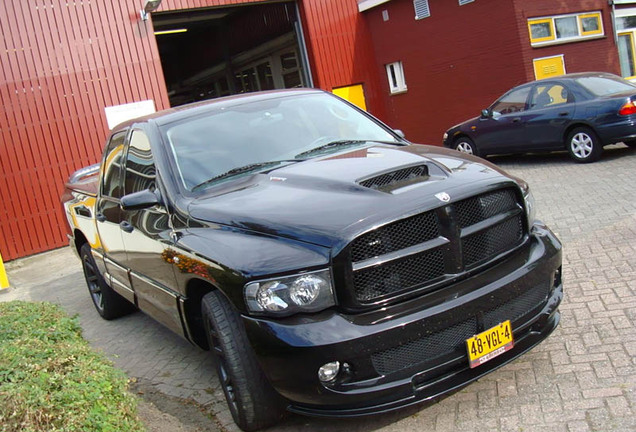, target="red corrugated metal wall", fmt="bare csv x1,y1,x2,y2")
0,0,169,260
0,0,380,260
